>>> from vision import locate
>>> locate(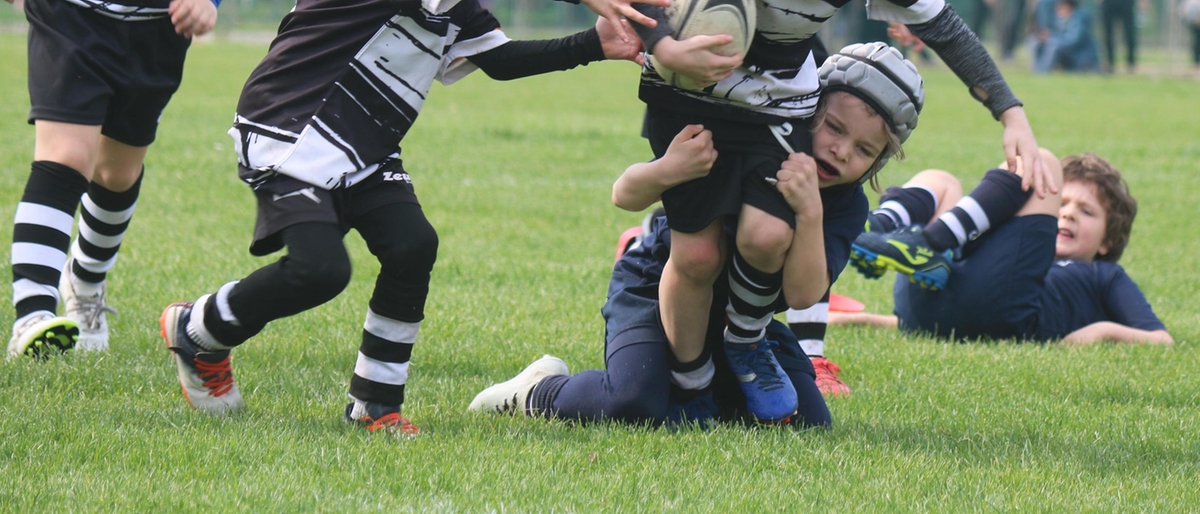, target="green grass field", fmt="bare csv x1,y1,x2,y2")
1,32,1198,511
